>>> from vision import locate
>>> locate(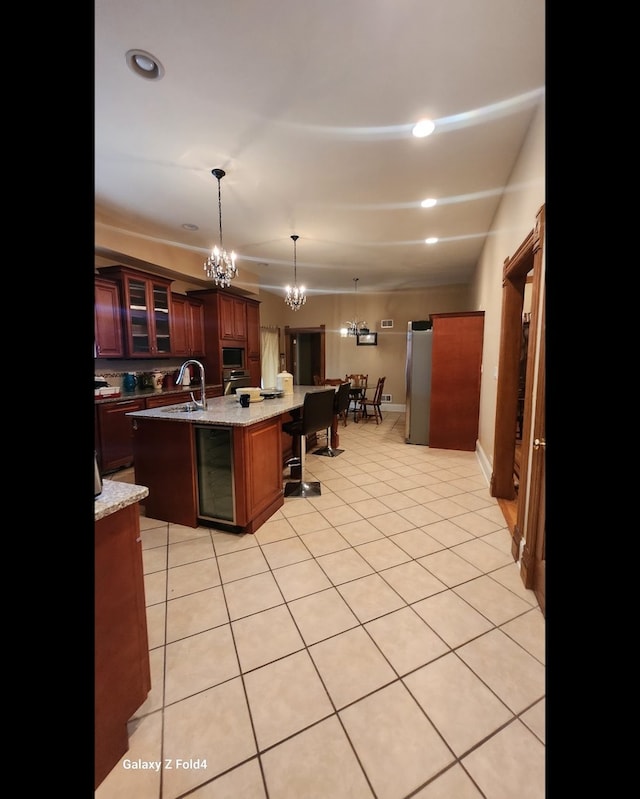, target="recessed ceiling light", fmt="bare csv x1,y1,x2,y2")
425,237,438,244
125,49,165,80
182,223,199,231
412,119,435,138
421,198,437,208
